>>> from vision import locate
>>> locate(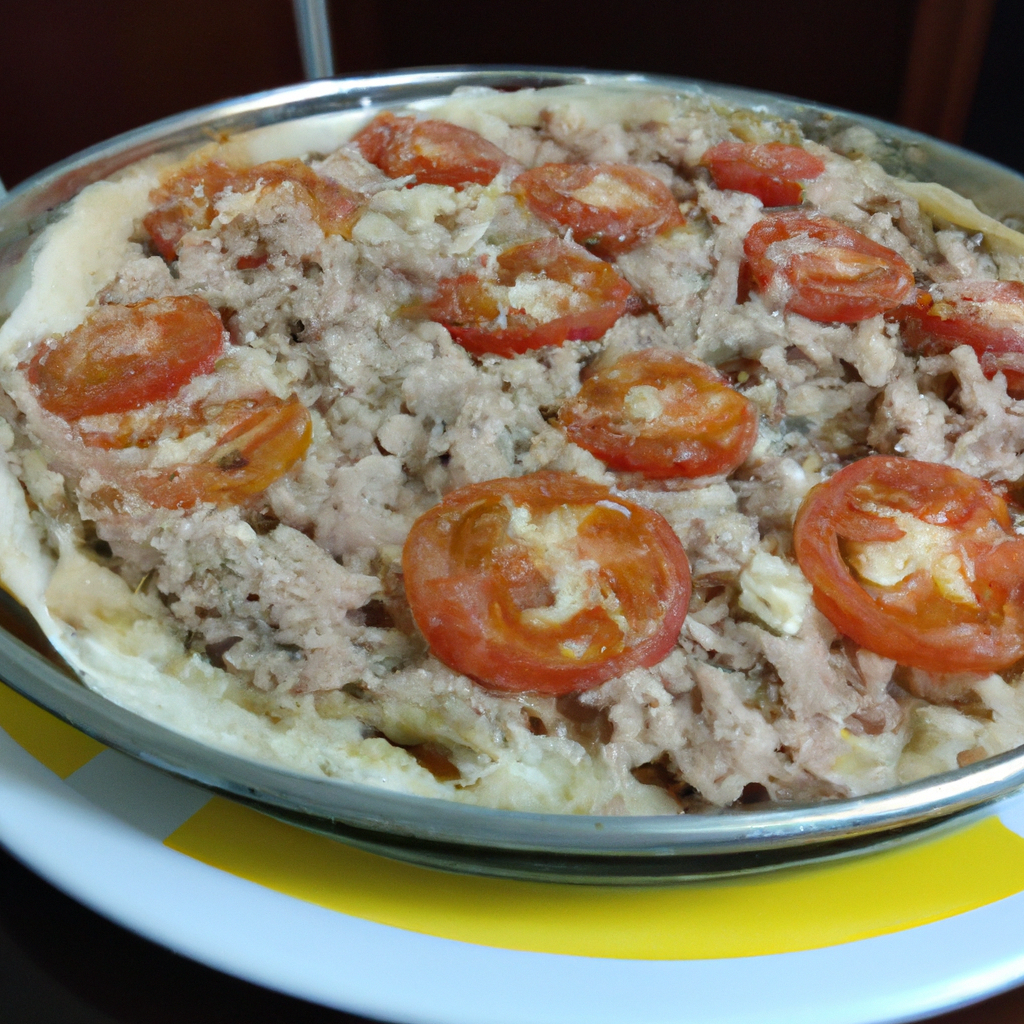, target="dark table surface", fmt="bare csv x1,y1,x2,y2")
1,842,1023,1024
0,842,370,1024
